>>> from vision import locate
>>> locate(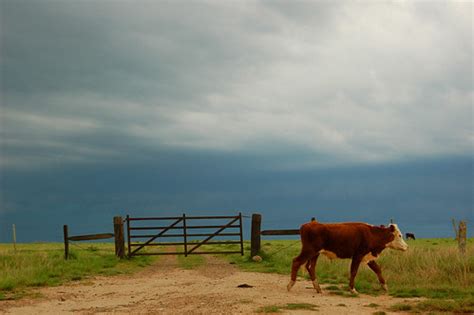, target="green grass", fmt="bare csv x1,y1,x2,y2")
326,285,342,291
257,305,281,313
0,243,156,299
257,303,318,313
285,303,319,310
415,297,474,313
2,238,473,314
390,297,474,313
389,302,413,312
217,238,473,310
